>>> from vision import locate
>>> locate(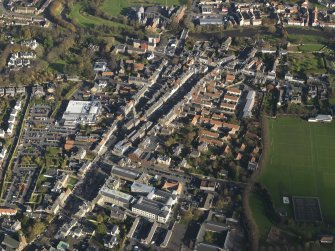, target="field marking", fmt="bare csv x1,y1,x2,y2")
308,124,318,196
